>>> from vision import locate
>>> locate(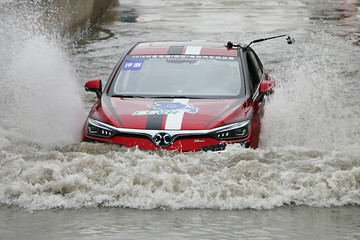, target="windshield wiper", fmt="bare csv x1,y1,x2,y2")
111,95,146,98
112,94,204,99
148,95,203,99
